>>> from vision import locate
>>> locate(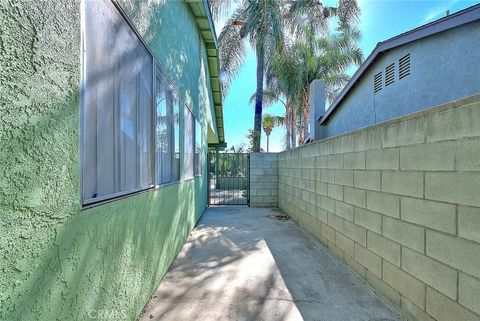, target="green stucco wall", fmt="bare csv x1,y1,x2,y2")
0,0,212,320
